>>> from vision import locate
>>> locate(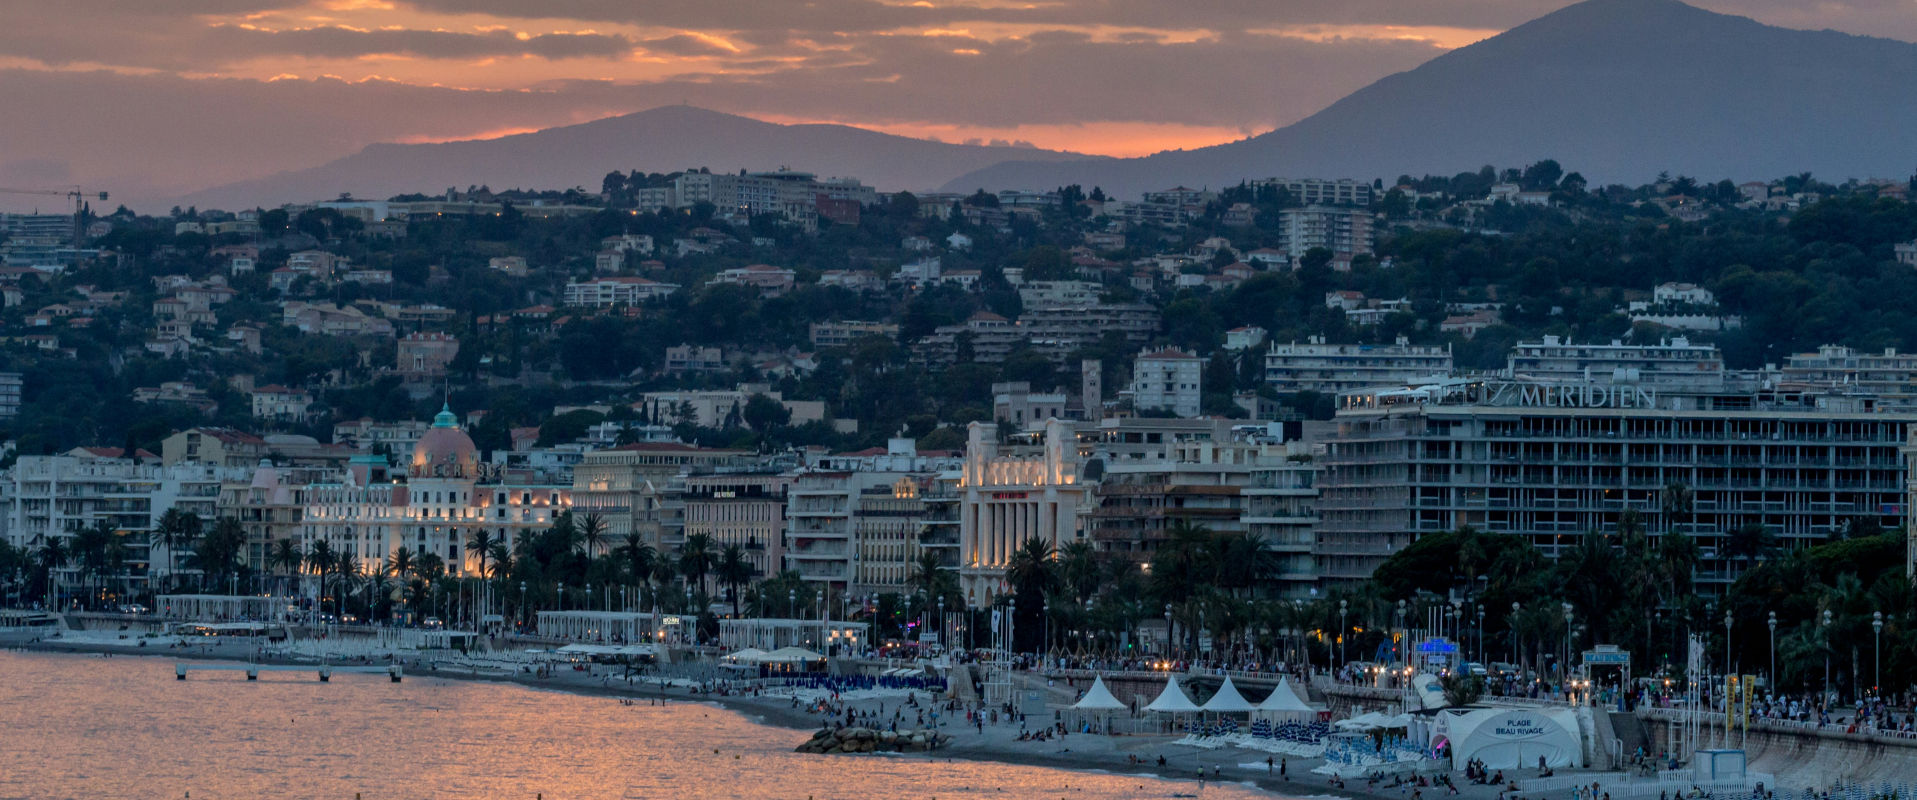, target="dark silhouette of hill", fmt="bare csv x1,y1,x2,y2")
942,0,1917,196
181,105,1104,208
